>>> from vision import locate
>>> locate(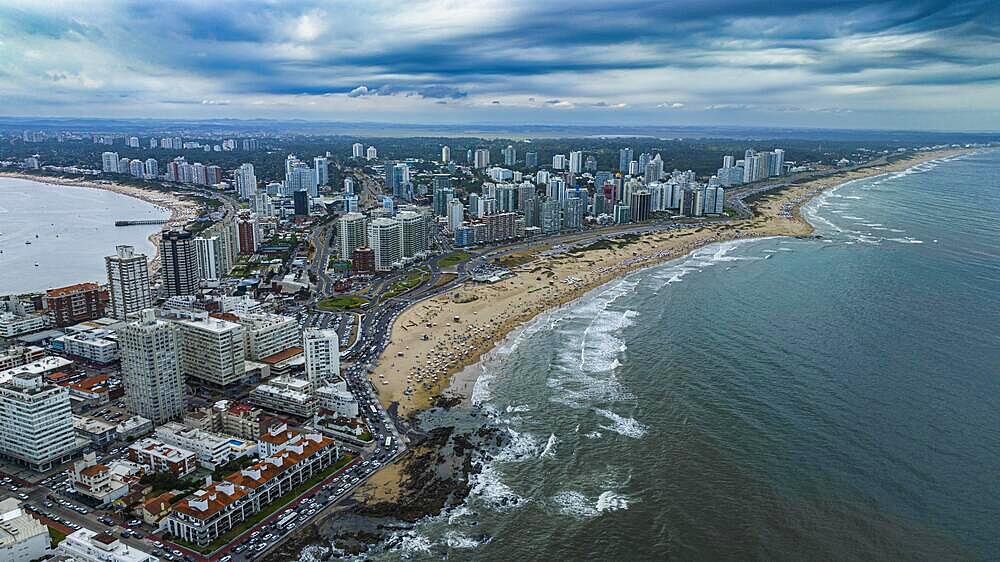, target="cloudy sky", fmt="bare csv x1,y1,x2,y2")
0,0,997,130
